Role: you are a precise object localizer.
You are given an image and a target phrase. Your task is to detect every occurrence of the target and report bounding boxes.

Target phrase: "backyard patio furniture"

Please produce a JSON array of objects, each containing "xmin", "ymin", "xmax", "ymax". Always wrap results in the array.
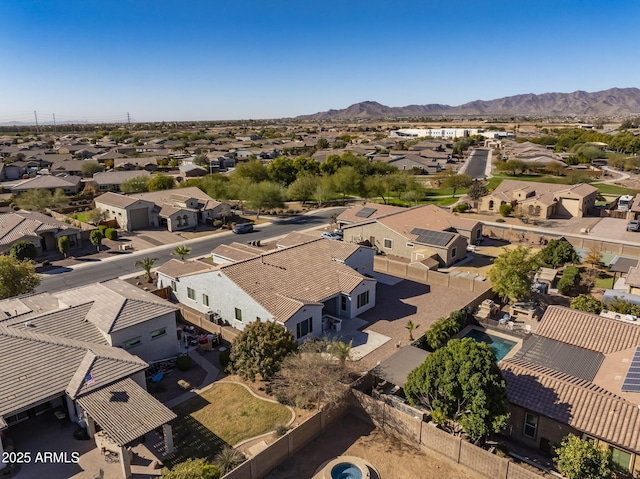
[{"xmin": 178, "ymin": 379, "xmax": 191, "ymax": 390}]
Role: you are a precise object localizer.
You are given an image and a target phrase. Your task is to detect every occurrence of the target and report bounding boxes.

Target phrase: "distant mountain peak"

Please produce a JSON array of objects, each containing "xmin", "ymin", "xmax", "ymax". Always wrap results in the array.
[{"xmin": 297, "ymin": 88, "xmax": 640, "ymax": 120}]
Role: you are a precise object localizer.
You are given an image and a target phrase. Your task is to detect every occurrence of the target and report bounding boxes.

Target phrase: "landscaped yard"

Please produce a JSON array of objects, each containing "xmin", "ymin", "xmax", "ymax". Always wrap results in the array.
[
  {"xmin": 164, "ymin": 382, "xmax": 292, "ymax": 468},
  {"xmin": 595, "ymin": 274, "xmax": 615, "ymax": 289}
]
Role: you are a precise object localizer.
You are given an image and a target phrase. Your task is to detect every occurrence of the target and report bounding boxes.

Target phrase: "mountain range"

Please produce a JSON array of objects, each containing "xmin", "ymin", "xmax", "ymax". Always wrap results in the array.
[{"xmin": 296, "ymin": 88, "xmax": 640, "ymax": 120}]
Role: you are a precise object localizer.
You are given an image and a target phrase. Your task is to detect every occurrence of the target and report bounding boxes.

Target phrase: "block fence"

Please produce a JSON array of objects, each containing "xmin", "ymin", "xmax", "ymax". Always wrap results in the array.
[{"xmin": 350, "ymin": 390, "xmax": 544, "ymax": 479}]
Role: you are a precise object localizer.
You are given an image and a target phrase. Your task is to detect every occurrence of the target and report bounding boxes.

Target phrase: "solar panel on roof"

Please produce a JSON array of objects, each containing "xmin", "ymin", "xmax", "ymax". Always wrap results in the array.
[
  {"xmin": 355, "ymin": 207, "xmax": 377, "ymax": 218},
  {"xmin": 410, "ymin": 228, "xmax": 455, "ymax": 246},
  {"xmin": 622, "ymin": 347, "xmax": 640, "ymax": 392}
]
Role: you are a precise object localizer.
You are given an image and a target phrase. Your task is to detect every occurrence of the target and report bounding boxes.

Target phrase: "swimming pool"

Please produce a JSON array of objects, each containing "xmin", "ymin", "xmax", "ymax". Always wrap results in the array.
[{"xmin": 463, "ymin": 329, "xmax": 517, "ymax": 361}]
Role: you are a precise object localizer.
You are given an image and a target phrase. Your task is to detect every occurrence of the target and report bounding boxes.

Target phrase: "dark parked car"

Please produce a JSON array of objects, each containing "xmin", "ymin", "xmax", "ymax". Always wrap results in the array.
[{"xmin": 232, "ymin": 223, "xmax": 254, "ymax": 234}]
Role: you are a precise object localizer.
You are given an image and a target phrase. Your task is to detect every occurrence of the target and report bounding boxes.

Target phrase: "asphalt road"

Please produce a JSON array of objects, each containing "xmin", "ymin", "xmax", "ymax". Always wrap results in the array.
[
  {"xmin": 36, "ymin": 208, "xmax": 344, "ymax": 293},
  {"xmin": 464, "ymin": 148, "xmax": 490, "ymax": 179}
]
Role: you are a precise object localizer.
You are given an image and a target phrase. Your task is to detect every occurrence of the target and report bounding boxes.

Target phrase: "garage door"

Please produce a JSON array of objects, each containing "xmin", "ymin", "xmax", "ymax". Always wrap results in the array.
[{"xmin": 129, "ymin": 207, "xmax": 150, "ymax": 230}]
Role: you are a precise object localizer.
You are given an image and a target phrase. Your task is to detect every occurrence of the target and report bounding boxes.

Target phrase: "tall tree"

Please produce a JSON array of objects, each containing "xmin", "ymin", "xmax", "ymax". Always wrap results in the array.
[
  {"xmin": 245, "ymin": 181, "xmax": 285, "ymax": 218},
  {"xmin": 0, "ymin": 256, "xmax": 41, "ymax": 299},
  {"xmin": 332, "ymin": 166, "xmax": 362, "ymax": 200},
  {"xmin": 57, "ymin": 236, "xmax": 70, "ymax": 258},
  {"xmin": 135, "ymin": 256, "xmax": 158, "ymax": 283},
  {"xmin": 267, "ymin": 157, "xmax": 297, "ymax": 186},
  {"xmin": 81, "ymin": 161, "xmax": 104, "ymax": 177},
  {"xmin": 440, "ymin": 170, "xmax": 473, "ymax": 197},
  {"xmin": 15, "ymin": 188, "xmax": 69, "ymax": 212},
  {"xmin": 554, "ymin": 434, "xmax": 611, "ymax": 479},
  {"xmin": 404, "ymin": 338, "xmax": 510, "ymax": 444},
  {"xmin": 488, "ymin": 246, "xmax": 540, "ymax": 303},
  {"xmin": 148, "ymin": 174, "xmax": 176, "ymax": 191},
  {"xmin": 536, "ymin": 239, "xmax": 580, "ymax": 268},
  {"xmin": 89, "ymin": 229, "xmax": 103, "ymax": 252},
  {"xmin": 232, "ymin": 159, "xmax": 269, "ymax": 183},
  {"xmin": 120, "ymin": 175, "xmax": 150, "ymax": 193},
  {"xmin": 287, "ymin": 175, "xmax": 319, "ymax": 204},
  {"xmin": 230, "ymin": 320, "xmax": 297, "ymax": 381}
]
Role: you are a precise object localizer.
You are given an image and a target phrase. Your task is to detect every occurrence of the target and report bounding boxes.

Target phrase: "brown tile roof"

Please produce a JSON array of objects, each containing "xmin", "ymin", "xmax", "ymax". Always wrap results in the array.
[
  {"xmin": 220, "ymin": 239, "xmax": 373, "ymax": 323},
  {"xmin": 156, "ymin": 258, "xmax": 218, "ymax": 278},
  {"xmin": 76, "ymin": 377, "xmax": 176, "ymax": 446},
  {"xmin": 130, "ymin": 186, "xmax": 220, "ymax": 208},
  {"xmin": 626, "ymin": 266, "xmax": 640, "ymax": 288},
  {"xmin": 490, "ymin": 180, "xmax": 597, "ymax": 203},
  {"xmin": 535, "ymin": 306, "xmax": 640, "ymax": 354},
  {"xmin": 94, "ymin": 192, "xmax": 146, "ymax": 208},
  {"xmin": 212, "ymin": 243, "xmax": 264, "ymax": 262},
  {"xmin": 378, "ymin": 204, "xmax": 479, "ymax": 233},
  {"xmin": 501, "ymin": 358, "xmax": 640, "ymax": 453},
  {"xmin": 0, "ymin": 210, "xmax": 80, "ymax": 246},
  {"xmin": 337, "ymin": 202, "xmax": 405, "ymax": 224},
  {"xmin": 92, "ymin": 170, "xmax": 151, "ymax": 185},
  {"xmin": 275, "ymin": 231, "xmax": 318, "ymax": 248}
]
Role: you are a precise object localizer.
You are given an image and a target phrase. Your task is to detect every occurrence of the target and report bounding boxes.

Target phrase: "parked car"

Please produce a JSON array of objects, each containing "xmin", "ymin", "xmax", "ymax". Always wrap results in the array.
[
  {"xmin": 627, "ymin": 220, "xmax": 640, "ymax": 232},
  {"xmin": 320, "ymin": 232, "xmax": 342, "ymax": 240},
  {"xmin": 332, "ymin": 228, "xmax": 344, "ymax": 238},
  {"xmin": 232, "ymin": 223, "xmax": 254, "ymax": 234}
]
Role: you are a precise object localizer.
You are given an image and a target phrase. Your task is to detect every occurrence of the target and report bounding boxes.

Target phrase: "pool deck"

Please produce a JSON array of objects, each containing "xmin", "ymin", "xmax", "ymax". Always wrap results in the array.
[{"xmin": 457, "ymin": 325, "xmax": 523, "ymax": 362}]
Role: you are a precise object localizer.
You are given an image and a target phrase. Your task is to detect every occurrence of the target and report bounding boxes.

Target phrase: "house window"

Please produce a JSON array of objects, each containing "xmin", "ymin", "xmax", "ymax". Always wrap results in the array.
[
  {"xmin": 296, "ymin": 317, "xmax": 313, "ymax": 339},
  {"xmin": 203, "ymin": 294, "xmax": 209, "ymax": 307},
  {"xmin": 151, "ymin": 328, "xmax": 166, "ymax": 339},
  {"xmin": 452, "ymin": 247, "xmax": 457, "ymax": 258},
  {"xmin": 488, "ymin": 200, "xmax": 494, "ymax": 210},
  {"xmin": 171, "ymin": 280, "xmax": 177, "ymax": 291},
  {"xmin": 476, "ymin": 229, "xmax": 482, "ymax": 239},
  {"xmin": 610, "ymin": 446, "xmax": 632, "ymax": 472},
  {"xmin": 187, "ymin": 287, "xmax": 196, "ymax": 301},
  {"xmin": 235, "ymin": 308, "xmax": 243, "ymax": 321},
  {"xmin": 357, "ymin": 291, "xmax": 369, "ymax": 308},
  {"xmin": 406, "ymin": 242, "xmax": 414, "ymax": 248},
  {"xmin": 523, "ymin": 412, "xmax": 538, "ymax": 439},
  {"xmin": 383, "ymin": 238, "xmax": 393, "ymax": 249},
  {"xmin": 340, "ymin": 295, "xmax": 347, "ymax": 311},
  {"xmin": 123, "ymin": 336, "xmax": 142, "ymax": 349}
]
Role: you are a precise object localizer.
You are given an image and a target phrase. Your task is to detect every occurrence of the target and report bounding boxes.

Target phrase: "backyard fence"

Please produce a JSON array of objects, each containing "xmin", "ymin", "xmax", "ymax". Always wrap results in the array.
[{"xmin": 350, "ymin": 390, "xmax": 545, "ymax": 479}]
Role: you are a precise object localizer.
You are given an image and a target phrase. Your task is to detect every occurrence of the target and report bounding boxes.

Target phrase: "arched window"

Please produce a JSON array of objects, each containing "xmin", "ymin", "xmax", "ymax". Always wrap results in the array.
[
  {"xmin": 535, "ymin": 205, "xmax": 541, "ymax": 216},
  {"xmin": 528, "ymin": 205, "xmax": 535, "ymax": 214},
  {"xmin": 183, "ymin": 214, "xmax": 189, "ymax": 226}
]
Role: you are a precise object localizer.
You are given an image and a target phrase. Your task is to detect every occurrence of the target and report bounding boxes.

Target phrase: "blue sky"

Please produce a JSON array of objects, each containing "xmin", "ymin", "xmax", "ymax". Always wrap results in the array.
[{"xmin": 1, "ymin": 0, "xmax": 639, "ymax": 122}]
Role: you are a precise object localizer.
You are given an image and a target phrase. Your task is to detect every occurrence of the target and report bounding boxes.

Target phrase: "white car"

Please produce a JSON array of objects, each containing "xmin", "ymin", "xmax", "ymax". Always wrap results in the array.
[{"xmin": 321, "ymin": 232, "xmax": 342, "ymax": 240}]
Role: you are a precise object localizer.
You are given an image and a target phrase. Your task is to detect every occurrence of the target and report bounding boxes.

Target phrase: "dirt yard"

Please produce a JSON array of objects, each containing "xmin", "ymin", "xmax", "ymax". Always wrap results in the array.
[{"xmin": 264, "ymin": 414, "xmax": 485, "ymax": 479}]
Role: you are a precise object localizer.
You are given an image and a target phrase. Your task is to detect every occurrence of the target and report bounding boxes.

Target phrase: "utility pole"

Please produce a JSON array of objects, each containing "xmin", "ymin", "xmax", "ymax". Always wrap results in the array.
[
  {"xmin": 52, "ymin": 113, "xmax": 57, "ymax": 133},
  {"xmin": 34, "ymin": 111, "xmax": 39, "ymax": 134},
  {"xmin": 127, "ymin": 112, "xmax": 131, "ymax": 130}
]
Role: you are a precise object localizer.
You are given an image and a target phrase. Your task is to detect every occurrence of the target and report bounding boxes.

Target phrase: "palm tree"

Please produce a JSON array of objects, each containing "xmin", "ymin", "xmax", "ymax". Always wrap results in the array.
[
  {"xmin": 406, "ymin": 320, "xmax": 420, "ymax": 341},
  {"xmin": 171, "ymin": 245, "xmax": 191, "ymax": 261},
  {"xmin": 329, "ymin": 340, "xmax": 353, "ymax": 369},
  {"xmin": 135, "ymin": 257, "xmax": 158, "ymax": 283}
]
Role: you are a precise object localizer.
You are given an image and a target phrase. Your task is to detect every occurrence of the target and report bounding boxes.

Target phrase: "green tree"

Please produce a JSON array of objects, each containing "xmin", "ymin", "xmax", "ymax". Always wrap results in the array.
[
  {"xmin": 232, "ymin": 159, "xmax": 269, "ymax": 183},
  {"xmin": 86, "ymin": 208, "xmax": 108, "ymax": 225},
  {"xmin": 557, "ymin": 265, "xmax": 580, "ymax": 295},
  {"xmin": 488, "ymin": 246, "xmax": 540, "ymax": 303},
  {"xmin": 0, "ymin": 256, "xmax": 41, "ymax": 299},
  {"xmin": 499, "ymin": 203, "xmax": 513, "ymax": 217},
  {"xmin": 570, "ymin": 294, "xmax": 604, "ymax": 314},
  {"xmin": 230, "ymin": 319, "xmax": 297, "ymax": 381},
  {"xmin": 199, "ymin": 174, "xmax": 230, "ymax": 200},
  {"xmin": 120, "ymin": 175, "xmax": 150, "ymax": 193},
  {"xmin": 404, "ymin": 338, "xmax": 510, "ymax": 444},
  {"xmin": 80, "ymin": 161, "xmax": 104, "ymax": 177},
  {"xmin": 287, "ymin": 175, "xmax": 319, "ymax": 204},
  {"xmin": 292, "ymin": 156, "xmax": 320, "ymax": 176},
  {"xmin": 536, "ymin": 239, "xmax": 580, "ymax": 268},
  {"xmin": 245, "ymin": 181, "xmax": 285, "ymax": 217},
  {"xmin": 554, "ymin": 434, "xmax": 611, "ymax": 479},
  {"xmin": 328, "ymin": 340, "xmax": 353, "ymax": 369},
  {"xmin": 135, "ymin": 256, "xmax": 157, "ymax": 283},
  {"xmin": 440, "ymin": 171, "xmax": 473, "ymax": 197},
  {"xmin": 161, "ymin": 458, "xmax": 220, "ymax": 479},
  {"xmin": 267, "ymin": 157, "xmax": 297, "ymax": 186},
  {"xmin": 363, "ymin": 176, "xmax": 388, "ymax": 203},
  {"xmin": 9, "ymin": 240, "xmax": 37, "ymax": 261},
  {"xmin": 406, "ymin": 320, "xmax": 420, "ymax": 341},
  {"xmin": 332, "ymin": 166, "xmax": 362, "ymax": 200},
  {"xmin": 15, "ymin": 188, "xmax": 69, "ymax": 212},
  {"xmin": 89, "ymin": 229, "xmax": 103, "ymax": 252},
  {"xmin": 193, "ymin": 153, "xmax": 210, "ymax": 167},
  {"xmin": 57, "ymin": 236, "xmax": 70, "ymax": 258},
  {"xmin": 148, "ymin": 174, "xmax": 175, "ymax": 191},
  {"xmin": 316, "ymin": 138, "xmax": 330, "ymax": 149},
  {"xmin": 172, "ymin": 245, "xmax": 191, "ymax": 260}
]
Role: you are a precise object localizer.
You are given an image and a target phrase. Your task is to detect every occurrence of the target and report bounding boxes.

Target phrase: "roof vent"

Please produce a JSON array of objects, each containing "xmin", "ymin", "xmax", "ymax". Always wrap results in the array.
[{"xmin": 24, "ymin": 321, "xmax": 34, "ymax": 328}]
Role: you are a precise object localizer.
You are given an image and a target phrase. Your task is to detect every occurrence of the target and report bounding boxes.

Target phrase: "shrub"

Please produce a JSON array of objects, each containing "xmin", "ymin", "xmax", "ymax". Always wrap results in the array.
[
  {"xmin": 213, "ymin": 219, "xmax": 223, "ymax": 228},
  {"xmin": 41, "ymin": 260, "xmax": 51, "ymax": 267},
  {"xmin": 424, "ymin": 309, "xmax": 467, "ymax": 350},
  {"xmin": 219, "ymin": 349, "xmax": 231, "ymax": 368},
  {"xmin": 454, "ymin": 203, "xmax": 470, "ymax": 213},
  {"xmin": 104, "ymin": 228, "xmax": 118, "ymax": 240},
  {"xmin": 496, "ymin": 218, "xmax": 506, "ymax": 223},
  {"xmin": 557, "ymin": 265, "xmax": 580, "ymax": 295},
  {"xmin": 274, "ymin": 424, "xmax": 290, "ymax": 438},
  {"xmin": 499, "ymin": 204, "xmax": 513, "ymax": 217},
  {"xmin": 98, "ymin": 225, "xmax": 108, "ymax": 236},
  {"xmin": 175, "ymin": 354, "xmax": 193, "ymax": 371}
]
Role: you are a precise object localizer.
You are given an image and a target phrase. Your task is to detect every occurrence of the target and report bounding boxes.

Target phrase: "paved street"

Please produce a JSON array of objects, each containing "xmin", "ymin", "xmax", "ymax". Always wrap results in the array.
[
  {"xmin": 462, "ymin": 148, "xmax": 490, "ymax": 179},
  {"xmin": 36, "ymin": 208, "xmax": 343, "ymax": 293}
]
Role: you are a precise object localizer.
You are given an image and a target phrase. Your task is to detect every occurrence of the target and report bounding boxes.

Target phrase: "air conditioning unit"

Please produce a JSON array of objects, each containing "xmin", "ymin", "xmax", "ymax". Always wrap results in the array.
[{"xmin": 206, "ymin": 311, "xmax": 222, "ymax": 324}]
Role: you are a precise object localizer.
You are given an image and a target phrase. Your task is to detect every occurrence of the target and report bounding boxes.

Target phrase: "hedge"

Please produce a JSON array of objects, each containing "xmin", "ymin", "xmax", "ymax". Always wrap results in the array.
[{"xmin": 105, "ymin": 228, "xmax": 118, "ymax": 240}]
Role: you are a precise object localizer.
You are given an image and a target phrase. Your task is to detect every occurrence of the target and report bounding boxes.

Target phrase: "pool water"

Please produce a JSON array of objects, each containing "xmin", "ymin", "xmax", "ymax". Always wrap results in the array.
[
  {"xmin": 463, "ymin": 329, "xmax": 516, "ymax": 361},
  {"xmin": 331, "ymin": 462, "xmax": 363, "ymax": 479}
]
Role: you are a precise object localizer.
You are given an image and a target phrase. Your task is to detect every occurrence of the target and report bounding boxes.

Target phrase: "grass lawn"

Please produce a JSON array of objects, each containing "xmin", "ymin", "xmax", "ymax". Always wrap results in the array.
[
  {"xmin": 594, "ymin": 183, "xmax": 635, "ymax": 195},
  {"xmin": 72, "ymin": 211, "xmax": 90, "ymax": 223},
  {"xmin": 486, "ymin": 174, "xmax": 634, "ymax": 195},
  {"xmin": 595, "ymin": 275, "xmax": 615, "ymax": 289},
  {"xmin": 165, "ymin": 382, "xmax": 292, "ymax": 468}
]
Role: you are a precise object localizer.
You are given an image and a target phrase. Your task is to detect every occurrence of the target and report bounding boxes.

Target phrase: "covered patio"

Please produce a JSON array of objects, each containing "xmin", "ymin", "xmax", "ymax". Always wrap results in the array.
[{"xmin": 76, "ymin": 377, "xmax": 177, "ymax": 478}]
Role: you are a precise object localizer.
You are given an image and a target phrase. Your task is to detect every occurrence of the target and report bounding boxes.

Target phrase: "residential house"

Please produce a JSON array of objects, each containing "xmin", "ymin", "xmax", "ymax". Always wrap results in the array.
[
  {"xmin": 92, "ymin": 170, "xmax": 152, "ymax": 192},
  {"xmin": 10, "ymin": 174, "xmax": 82, "ymax": 195},
  {"xmin": 479, "ymin": 180, "xmax": 597, "ymax": 219},
  {"xmin": 0, "ymin": 279, "xmax": 179, "ymax": 476},
  {"xmin": 156, "ymin": 237, "xmax": 376, "ymax": 341},
  {"xmin": 179, "ymin": 164, "xmax": 208, "ymax": 179},
  {"xmin": 94, "ymin": 187, "xmax": 231, "ymax": 232},
  {"xmin": 0, "ymin": 210, "xmax": 83, "ymax": 255},
  {"xmin": 114, "ymin": 157, "xmax": 158, "ymax": 171},
  {"xmin": 341, "ymin": 204, "xmax": 482, "ymax": 268},
  {"xmin": 500, "ymin": 305, "xmax": 640, "ymax": 475}
]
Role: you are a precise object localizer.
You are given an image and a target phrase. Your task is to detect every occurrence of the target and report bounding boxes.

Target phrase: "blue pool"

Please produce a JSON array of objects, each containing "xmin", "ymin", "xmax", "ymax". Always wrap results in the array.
[
  {"xmin": 331, "ymin": 462, "xmax": 363, "ymax": 479},
  {"xmin": 463, "ymin": 329, "xmax": 517, "ymax": 361}
]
